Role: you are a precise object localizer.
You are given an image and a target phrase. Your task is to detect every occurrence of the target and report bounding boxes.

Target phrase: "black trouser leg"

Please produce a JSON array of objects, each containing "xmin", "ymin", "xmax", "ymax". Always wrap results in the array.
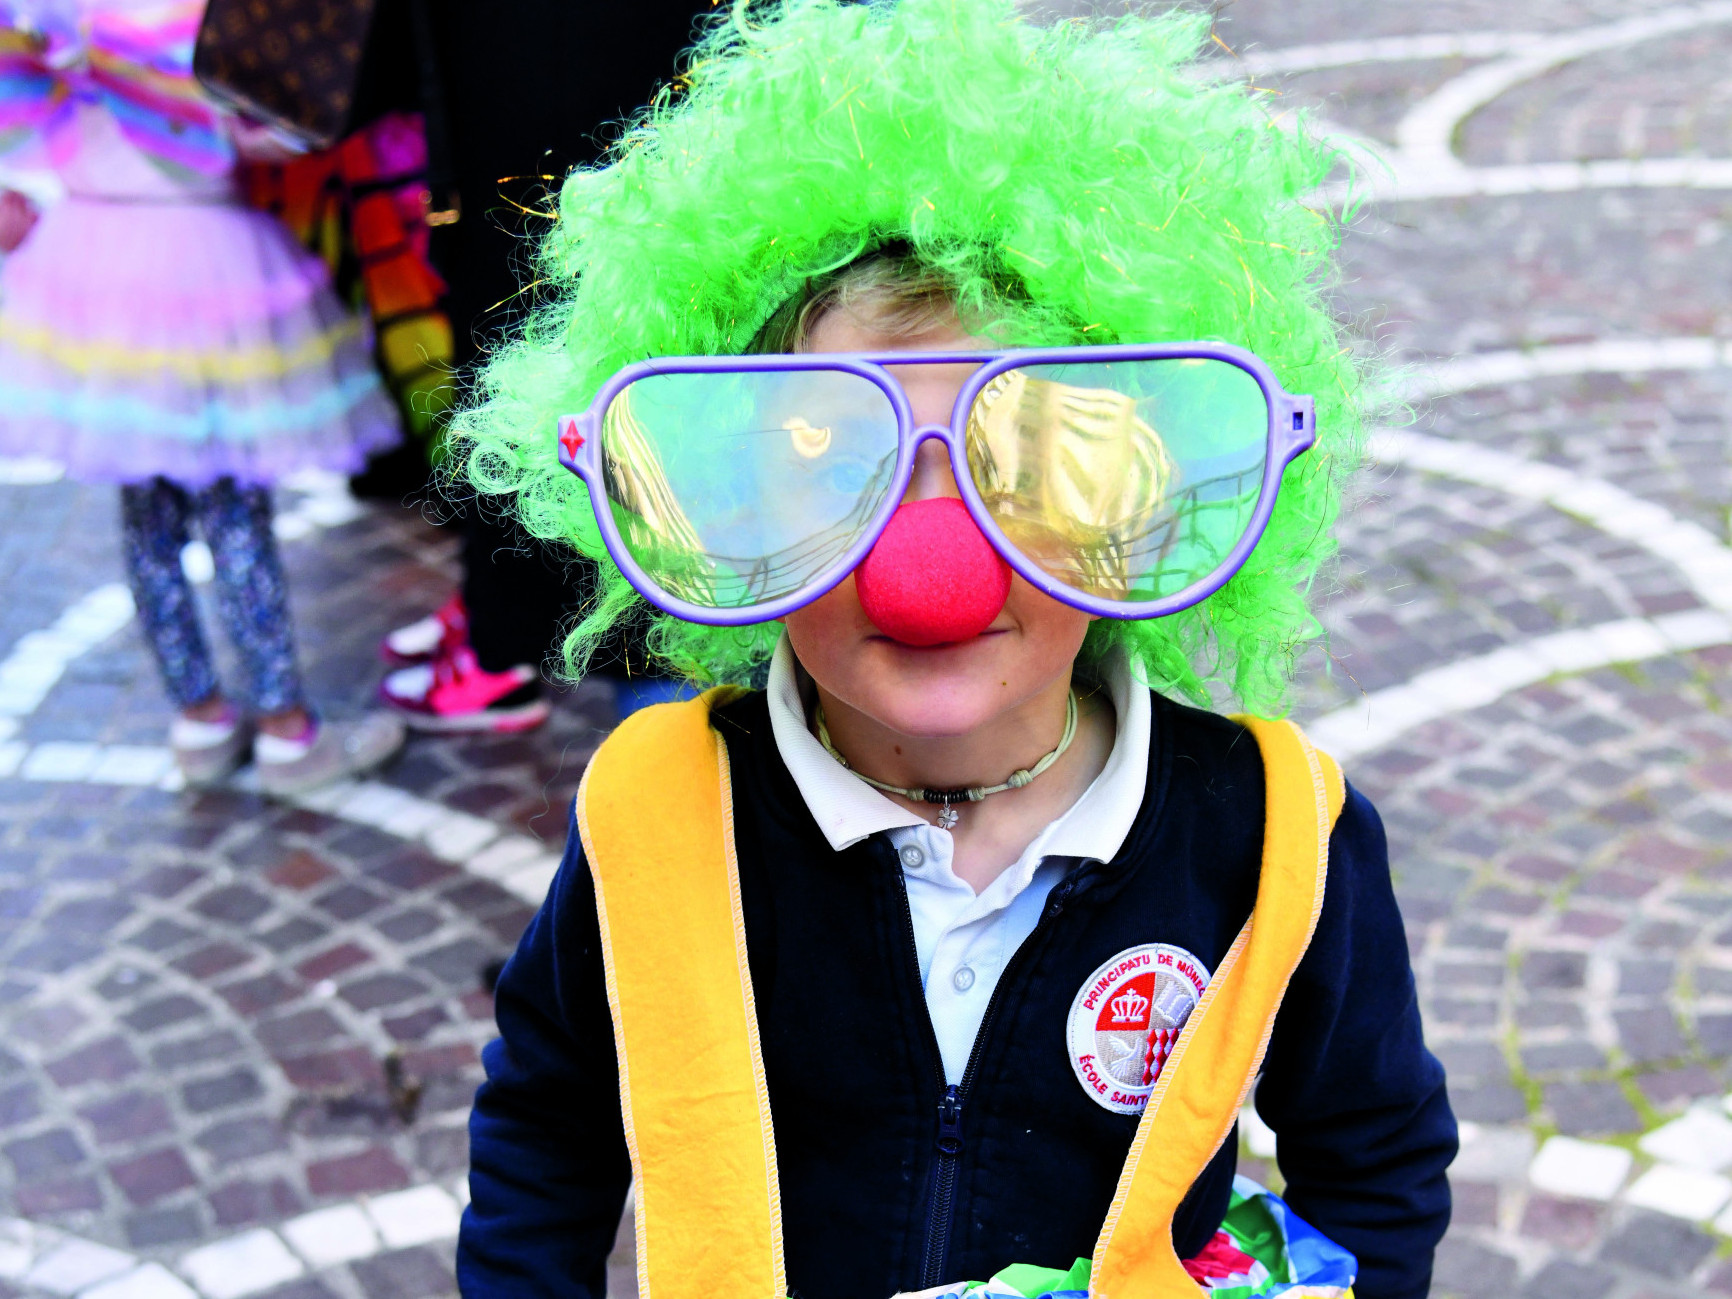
[{"xmin": 459, "ymin": 502, "xmax": 586, "ymax": 677}]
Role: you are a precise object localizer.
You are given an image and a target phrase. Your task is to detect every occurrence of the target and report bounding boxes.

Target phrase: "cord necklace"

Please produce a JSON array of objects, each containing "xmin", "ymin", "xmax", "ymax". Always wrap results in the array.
[{"xmin": 813, "ymin": 690, "xmax": 1079, "ymax": 830}]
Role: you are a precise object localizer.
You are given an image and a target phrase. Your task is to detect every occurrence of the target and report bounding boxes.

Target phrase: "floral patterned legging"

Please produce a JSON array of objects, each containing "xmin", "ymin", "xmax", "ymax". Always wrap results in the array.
[{"xmin": 119, "ymin": 476, "xmax": 304, "ymax": 714}]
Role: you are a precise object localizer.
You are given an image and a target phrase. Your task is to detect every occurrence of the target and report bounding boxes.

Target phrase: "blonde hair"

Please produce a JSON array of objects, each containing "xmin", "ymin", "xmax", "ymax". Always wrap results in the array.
[{"xmin": 753, "ymin": 245, "xmax": 975, "ymax": 352}]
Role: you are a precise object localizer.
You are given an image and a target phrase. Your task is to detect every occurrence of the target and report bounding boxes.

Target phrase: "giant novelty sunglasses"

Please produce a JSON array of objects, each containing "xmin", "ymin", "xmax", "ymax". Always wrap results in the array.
[{"xmin": 555, "ymin": 342, "xmax": 1315, "ymax": 625}]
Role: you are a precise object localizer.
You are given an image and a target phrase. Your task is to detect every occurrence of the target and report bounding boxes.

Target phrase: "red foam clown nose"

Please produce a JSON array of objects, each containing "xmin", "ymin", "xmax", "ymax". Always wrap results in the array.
[{"xmin": 855, "ymin": 498, "xmax": 1012, "ymax": 646}]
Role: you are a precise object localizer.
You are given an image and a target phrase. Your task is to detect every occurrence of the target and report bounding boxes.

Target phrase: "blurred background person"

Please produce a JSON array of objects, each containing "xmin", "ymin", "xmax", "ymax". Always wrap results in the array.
[
  {"xmin": 0, "ymin": 0, "xmax": 406, "ymax": 792},
  {"xmin": 361, "ymin": 0, "xmax": 707, "ymax": 732}
]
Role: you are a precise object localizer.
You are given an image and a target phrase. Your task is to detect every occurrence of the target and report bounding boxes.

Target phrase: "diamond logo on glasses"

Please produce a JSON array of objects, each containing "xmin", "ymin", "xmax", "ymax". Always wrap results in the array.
[{"xmin": 559, "ymin": 416, "xmax": 586, "ymax": 460}]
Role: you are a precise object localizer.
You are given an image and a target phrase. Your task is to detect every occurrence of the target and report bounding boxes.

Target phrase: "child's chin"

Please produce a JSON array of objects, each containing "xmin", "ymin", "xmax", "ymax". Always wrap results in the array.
[{"xmin": 855, "ymin": 634, "xmax": 1029, "ymax": 733}]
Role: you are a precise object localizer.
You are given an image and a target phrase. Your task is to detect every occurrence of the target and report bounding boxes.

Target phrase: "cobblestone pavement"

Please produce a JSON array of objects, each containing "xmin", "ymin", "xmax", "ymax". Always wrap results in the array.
[
  {"xmin": 0, "ymin": 483, "xmax": 615, "ymax": 1298},
  {"xmin": 8, "ymin": 3, "xmax": 1732, "ymax": 1297}
]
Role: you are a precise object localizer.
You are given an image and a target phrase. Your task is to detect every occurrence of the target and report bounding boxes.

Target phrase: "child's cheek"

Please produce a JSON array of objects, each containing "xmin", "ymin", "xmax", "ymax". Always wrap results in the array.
[{"xmin": 781, "ymin": 575, "xmax": 874, "ymax": 678}]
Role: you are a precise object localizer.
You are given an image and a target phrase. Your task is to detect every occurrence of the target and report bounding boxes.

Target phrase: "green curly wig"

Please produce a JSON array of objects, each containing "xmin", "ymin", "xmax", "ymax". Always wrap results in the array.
[{"xmin": 453, "ymin": 0, "xmax": 1362, "ymax": 715}]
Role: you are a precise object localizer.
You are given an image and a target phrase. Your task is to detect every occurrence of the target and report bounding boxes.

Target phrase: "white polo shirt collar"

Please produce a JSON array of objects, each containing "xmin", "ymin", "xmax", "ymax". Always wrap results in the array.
[{"xmin": 764, "ymin": 632, "xmax": 1150, "ymax": 866}]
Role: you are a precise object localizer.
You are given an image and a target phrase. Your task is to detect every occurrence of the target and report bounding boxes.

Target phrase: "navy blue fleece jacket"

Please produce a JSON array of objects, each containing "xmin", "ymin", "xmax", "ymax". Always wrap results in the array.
[{"xmin": 458, "ymin": 690, "xmax": 1456, "ymax": 1299}]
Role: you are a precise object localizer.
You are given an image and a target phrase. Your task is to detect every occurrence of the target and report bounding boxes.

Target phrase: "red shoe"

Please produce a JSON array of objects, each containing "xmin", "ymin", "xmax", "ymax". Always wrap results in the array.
[
  {"xmin": 380, "ymin": 642, "xmax": 551, "ymax": 732},
  {"xmin": 380, "ymin": 594, "xmax": 468, "ymax": 667}
]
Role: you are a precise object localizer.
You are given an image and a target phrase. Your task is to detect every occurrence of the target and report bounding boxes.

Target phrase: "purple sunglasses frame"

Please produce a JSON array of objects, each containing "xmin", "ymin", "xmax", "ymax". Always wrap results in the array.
[{"xmin": 555, "ymin": 340, "xmax": 1316, "ymax": 626}]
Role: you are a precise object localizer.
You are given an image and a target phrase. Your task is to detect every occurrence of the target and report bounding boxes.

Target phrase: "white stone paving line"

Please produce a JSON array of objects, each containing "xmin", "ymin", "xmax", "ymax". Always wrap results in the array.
[
  {"xmin": 0, "ymin": 1180, "xmax": 469, "ymax": 1299},
  {"xmin": 262, "ymin": 469, "xmax": 370, "ymax": 545},
  {"xmin": 0, "ymin": 584, "xmax": 138, "ymax": 751},
  {"xmin": 292, "ymin": 778, "xmax": 562, "ymax": 905},
  {"xmin": 1313, "ymin": 425, "xmax": 1732, "ymax": 758},
  {"xmin": 1226, "ymin": 30, "xmax": 1550, "ymax": 78},
  {"xmin": 1527, "ymin": 1133, "xmax": 1635, "ymax": 1201},
  {"xmin": 1311, "ymin": 334, "xmax": 1732, "ymax": 757},
  {"xmin": 1310, "ymin": 607, "xmax": 1732, "ymax": 758},
  {"xmin": 1226, "ymin": 5, "xmax": 1732, "ymax": 202},
  {"xmin": 1371, "ymin": 427, "xmax": 1732, "ymax": 612},
  {"xmin": 1358, "ymin": 155, "xmax": 1732, "ymax": 202},
  {"xmin": 1393, "ymin": 3, "xmax": 1732, "ymax": 173},
  {"xmin": 0, "ymin": 740, "xmax": 561, "ymax": 905},
  {"xmin": 1254, "ymin": 1107, "xmax": 1732, "ymax": 1247},
  {"xmin": 1392, "ymin": 335, "xmax": 1732, "ymax": 405}
]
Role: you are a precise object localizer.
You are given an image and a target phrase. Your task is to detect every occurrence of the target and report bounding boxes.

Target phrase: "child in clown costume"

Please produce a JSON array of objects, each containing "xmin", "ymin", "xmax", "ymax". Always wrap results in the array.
[{"xmin": 455, "ymin": 2, "xmax": 1456, "ymax": 1297}]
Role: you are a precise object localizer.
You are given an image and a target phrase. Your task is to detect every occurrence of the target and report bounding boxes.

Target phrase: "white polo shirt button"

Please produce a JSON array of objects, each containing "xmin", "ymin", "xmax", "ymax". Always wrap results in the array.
[
  {"xmin": 899, "ymin": 844, "xmax": 925, "ymax": 869},
  {"xmin": 952, "ymin": 966, "xmax": 976, "ymax": 992}
]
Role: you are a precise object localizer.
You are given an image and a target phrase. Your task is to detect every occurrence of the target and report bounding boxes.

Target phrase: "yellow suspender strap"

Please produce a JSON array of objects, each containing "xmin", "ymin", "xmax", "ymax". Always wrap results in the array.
[
  {"xmin": 1090, "ymin": 717, "xmax": 1346, "ymax": 1299},
  {"xmin": 575, "ymin": 687, "xmax": 786, "ymax": 1299}
]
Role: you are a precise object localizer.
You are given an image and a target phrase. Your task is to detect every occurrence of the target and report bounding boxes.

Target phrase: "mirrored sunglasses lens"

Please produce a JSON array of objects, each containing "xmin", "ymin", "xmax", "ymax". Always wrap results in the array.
[
  {"xmin": 965, "ymin": 358, "xmax": 1271, "ymax": 603},
  {"xmin": 601, "ymin": 368, "xmax": 901, "ymax": 610}
]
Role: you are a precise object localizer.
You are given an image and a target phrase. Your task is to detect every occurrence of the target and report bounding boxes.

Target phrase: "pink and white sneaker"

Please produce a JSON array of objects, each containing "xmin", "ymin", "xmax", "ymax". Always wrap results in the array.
[
  {"xmin": 380, "ymin": 642, "xmax": 551, "ymax": 733},
  {"xmin": 381, "ymin": 594, "xmax": 468, "ymax": 667}
]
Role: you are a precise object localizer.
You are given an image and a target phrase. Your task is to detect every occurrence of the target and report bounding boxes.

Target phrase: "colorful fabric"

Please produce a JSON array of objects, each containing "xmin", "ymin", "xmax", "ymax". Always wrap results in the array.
[
  {"xmin": 894, "ymin": 1179, "xmax": 1356, "ymax": 1299},
  {"xmin": 0, "ymin": 193, "xmax": 400, "ymax": 484},
  {"xmin": 241, "ymin": 111, "xmax": 455, "ymax": 442},
  {"xmin": 120, "ymin": 475, "xmax": 304, "ymax": 712},
  {"xmin": 0, "ymin": 0, "xmax": 230, "ymax": 178},
  {"xmin": 0, "ymin": 24, "xmax": 60, "ymax": 153},
  {"xmin": 1184, "ymin": 1177, "xmax": 1358, "ymax": 1299}
]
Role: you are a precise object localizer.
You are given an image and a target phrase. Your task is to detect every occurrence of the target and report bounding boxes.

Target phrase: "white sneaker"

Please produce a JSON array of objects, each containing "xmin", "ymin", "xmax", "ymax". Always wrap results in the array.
[
  {"xmin": 381, "ymin": 594, "xmax": 467, "ymax": 666},
  {"xmin": 256, "ymin": 713, "xmax": 407, "ymax": 796},
  {"xmin": 169, "ymin": 711, "xmax": 252, "ymax": 787}
]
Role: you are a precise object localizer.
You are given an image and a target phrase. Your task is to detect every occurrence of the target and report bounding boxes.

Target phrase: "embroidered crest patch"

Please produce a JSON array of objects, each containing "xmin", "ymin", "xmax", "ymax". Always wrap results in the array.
[{"xmin": 1066, "ymin": 943, "xmax": 1211, "ymax": 1115}]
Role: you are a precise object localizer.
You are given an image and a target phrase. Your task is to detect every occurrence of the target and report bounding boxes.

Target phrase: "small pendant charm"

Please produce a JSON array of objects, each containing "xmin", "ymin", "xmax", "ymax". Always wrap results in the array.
[{"xmin": 936, "ymin": 805, "xmax": 960, "ymax": 830}]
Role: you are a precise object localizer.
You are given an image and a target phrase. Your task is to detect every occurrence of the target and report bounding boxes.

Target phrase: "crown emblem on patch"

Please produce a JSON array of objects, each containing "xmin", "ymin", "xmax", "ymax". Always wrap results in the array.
[
  {"xmin": 1068, "ymin": 944, "xmax": 1212, "ymax": 1116},
  {"xmin": 1109, "ymin": 987, "xmax": 1150, "ymax": 1025}
]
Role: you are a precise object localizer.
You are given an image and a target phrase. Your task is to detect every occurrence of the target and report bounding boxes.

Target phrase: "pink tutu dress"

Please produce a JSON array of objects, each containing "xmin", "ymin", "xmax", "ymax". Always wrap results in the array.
[{"xmin": 0, "ymin": 0, "xmax": 400, "ymax": 485}]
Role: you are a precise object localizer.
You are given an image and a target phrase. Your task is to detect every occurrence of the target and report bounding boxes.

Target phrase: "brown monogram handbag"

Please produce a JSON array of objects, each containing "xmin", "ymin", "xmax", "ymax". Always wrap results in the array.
[{"xmin": 193, "ymin": 0, "xmax": 379, "ymax": 150}]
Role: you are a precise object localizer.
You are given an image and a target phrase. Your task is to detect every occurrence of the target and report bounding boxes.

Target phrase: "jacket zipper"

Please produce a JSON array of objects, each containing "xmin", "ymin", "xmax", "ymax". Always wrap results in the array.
[{"xmin": 899, "ymin": 868, "xmax": 1084, "ymax": 1289}]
